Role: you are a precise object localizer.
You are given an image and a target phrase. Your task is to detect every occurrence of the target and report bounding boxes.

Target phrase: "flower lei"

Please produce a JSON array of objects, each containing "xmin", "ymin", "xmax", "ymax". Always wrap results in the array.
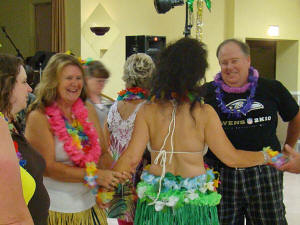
[
  {"xmin": 263, "ymin": 146, "xmax": 289, "ymax": 168},
  {"xmin": 213, "ymin": 67, "xmax": 259, "ymax": 118},
  {"xmin": 150, "ymin": 91, "xmax": 202, "ymax": 103},
  {"xmin": 13, "ymin": 141, "xmax": 27, "ymax": 167},
  {"xmin": 0, "ymin": 112, "xmax": 27, "ymax": 167},
  {"xmin": 117, "ymin": 87, "xmax": 148, "ymax": 101},
  {"xmin": 45, "ymin": 98, "xmax": 101, "ymax": 167}
]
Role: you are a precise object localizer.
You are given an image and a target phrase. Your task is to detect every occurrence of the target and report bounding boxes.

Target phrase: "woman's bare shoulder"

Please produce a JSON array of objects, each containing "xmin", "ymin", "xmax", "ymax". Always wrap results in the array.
[
  {"xmin": 26, "ymin": 109, "xmax": 51, "ymax": 132},
  {"xmin": 191, "ymin": 103, "xmax": 217, "ymax": 122},
  {"xmin": 27, "ymin": 109, "xmax": 47, "ymax": 121}
]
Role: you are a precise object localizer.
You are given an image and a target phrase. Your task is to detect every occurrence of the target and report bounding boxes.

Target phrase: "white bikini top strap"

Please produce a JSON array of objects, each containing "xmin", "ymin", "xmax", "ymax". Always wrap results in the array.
[
  {"xmin": 150, "ymin": 101, "xmax": 177, "ymax": 205},
  {"xmin": 156, "ymin": 101, "xmax": 176, "ymax": 164}
]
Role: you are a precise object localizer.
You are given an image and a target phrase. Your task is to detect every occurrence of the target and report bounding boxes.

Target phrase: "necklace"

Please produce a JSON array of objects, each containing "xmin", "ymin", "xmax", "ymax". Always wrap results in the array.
[
  {"xmin": 45, "ymin": 98, "xmax": 101, "ymax": 167},
  {"xmin": 64, "ymin": 118, "xmax": 92, "ymax": 153},
  {"xmin": 150, "ymin": 91, "xmax": 202, "ymax": 103},
  {"xmin": 213, "ymin": 67, "xmax": 259, "ymax": 118},
  {"xmin": 117, "ymin": 87, "xmax": 148, "ymax": 101},
  {"xmin": 13, "ymin": 141, "xmax": 27, "ymax": 167},
  {"xmin": 0, "ymin": 112, "xmax": 27, "ymax": 167}
]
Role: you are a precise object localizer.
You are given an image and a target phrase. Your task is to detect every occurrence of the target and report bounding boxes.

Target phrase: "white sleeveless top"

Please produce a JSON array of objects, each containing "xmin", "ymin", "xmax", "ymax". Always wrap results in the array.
[
  {"xmin": 43, "ymin": 136, "xmax": 95, "ymax": 213},
  {"xmin": 107, "ymin": 101, "xmax": 145, "ymax": 161}
]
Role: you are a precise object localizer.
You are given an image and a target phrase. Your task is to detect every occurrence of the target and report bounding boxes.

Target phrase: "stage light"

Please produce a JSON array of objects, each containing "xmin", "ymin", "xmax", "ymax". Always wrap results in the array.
[{"xmin": 154, "ymin": 0, "xmax": 184, "ymax": 14}]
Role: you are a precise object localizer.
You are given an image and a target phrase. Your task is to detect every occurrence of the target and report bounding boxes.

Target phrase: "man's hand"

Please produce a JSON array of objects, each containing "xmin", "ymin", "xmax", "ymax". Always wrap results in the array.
[{"xmin": 280, "ymin": 144, "xmax": 300, "ymax": 174}]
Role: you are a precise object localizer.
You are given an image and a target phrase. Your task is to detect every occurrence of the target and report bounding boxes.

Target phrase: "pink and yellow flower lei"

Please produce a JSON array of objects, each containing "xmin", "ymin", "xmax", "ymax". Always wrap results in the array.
[{"xmin": 45, "ymin": 98, "xmax": 101, "ymax": 168}]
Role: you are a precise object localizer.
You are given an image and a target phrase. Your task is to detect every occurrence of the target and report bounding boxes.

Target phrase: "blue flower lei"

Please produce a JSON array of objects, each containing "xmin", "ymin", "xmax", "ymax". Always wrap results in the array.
[{"xmin": 213, "ymin": 67, "xmax": 258, "ymax": 118}]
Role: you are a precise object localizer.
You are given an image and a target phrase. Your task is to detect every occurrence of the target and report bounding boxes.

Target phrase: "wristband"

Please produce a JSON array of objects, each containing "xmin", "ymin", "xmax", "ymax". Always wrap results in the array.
[
  {"xmin": 84, "ymin": 162, "xmax": 99, "ymax": 194},
  {"xmin": 262, "ymin": 150, "xmax": 270, "ymax": 165}
]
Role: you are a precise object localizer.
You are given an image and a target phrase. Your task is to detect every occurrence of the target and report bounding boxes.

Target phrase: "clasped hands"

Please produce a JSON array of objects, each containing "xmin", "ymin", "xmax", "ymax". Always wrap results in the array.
[{"xmin": 95, "ymin": 169, "xmax": 132, "ymax": 191}]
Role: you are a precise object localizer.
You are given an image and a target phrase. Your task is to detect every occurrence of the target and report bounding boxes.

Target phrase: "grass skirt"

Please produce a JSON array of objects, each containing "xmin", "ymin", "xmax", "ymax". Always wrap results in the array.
[
  {"xmin": 48, "ymin": 205, "xmax": 108, "ymax": 225},
  {"xmin": 134, "ymin": 199, "xmax": 219, "ymax": 225},
  {"xmin": 134, "ymin": 170, "xmax": 221, "ymax": 225}
]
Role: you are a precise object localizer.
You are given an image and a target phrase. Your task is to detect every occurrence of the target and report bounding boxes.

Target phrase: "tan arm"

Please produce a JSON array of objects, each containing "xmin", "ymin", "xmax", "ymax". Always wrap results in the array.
[
  {"xmin": 284, "ymin": 109, "xmax": 300, "ymax": 148},
  {"xmin": 98, "ymin": 120, "xmax": 114, "ymax": 169},
  {"xmin": 0, "ymin": 117, "xmax": 33, "ymax": 225},
  {"xmin": 86, "ymin": 102, "xmax": 113, "ymax": 169},
  {"xmin": 25, "ymin": 110, "xmax": 86, "ymax": 182},
  {"xmin": 203, "ymin": 104, "xmax": 264, "ymax": 168}
]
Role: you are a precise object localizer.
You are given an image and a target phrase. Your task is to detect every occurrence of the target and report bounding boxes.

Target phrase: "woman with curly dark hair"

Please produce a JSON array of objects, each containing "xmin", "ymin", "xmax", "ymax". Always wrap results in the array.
[{"xmin": 110, "ymin": 38, "xmax": 284, "ymax": 225}]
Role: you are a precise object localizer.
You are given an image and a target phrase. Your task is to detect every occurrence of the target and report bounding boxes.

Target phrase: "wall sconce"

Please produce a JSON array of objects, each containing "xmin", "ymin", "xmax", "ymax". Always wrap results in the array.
[
  {"xmin": 267, "ymin": 25, "xmax": 279, "ymax": 36},
  {"xmin": 90, "ymin": 27, "xmax": 110, "ymax": 36}
]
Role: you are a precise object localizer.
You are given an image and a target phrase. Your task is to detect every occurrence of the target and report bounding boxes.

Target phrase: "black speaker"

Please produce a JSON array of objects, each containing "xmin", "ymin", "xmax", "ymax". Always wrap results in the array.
[{"xmin": 126, "ymin": 35, "xmax": 166, "ymax": 60}]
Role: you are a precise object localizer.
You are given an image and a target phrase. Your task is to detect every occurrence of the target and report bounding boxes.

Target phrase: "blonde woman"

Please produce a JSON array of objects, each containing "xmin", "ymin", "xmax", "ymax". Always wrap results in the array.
[
  {"xmin": 25, "ymin": 53, "xmax": 127, "ymax": 225},
  {"xmin": 102, "ymin": 53, "xmax": 154, "ymax": 225}
]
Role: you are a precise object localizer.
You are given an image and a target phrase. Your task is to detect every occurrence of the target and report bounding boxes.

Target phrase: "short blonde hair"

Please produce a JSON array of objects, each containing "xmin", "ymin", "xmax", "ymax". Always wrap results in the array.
[
  {"xmin": 30, "ymin": 53, "xmax": 87, "ymax": 112},
  {"xmin": 122, "ymin": 53, "xmax": 155, "ymax": 89}
]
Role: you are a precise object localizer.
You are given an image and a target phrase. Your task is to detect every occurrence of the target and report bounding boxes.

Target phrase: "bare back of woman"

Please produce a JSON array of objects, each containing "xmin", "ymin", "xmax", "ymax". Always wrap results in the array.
[{"xmin": 146, "ymin": 101, "xmax": 207, "ymax": 178}]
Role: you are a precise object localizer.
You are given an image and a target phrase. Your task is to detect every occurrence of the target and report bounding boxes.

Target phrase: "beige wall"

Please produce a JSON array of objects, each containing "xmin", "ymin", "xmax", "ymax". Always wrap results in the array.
[
  {"xmin": 0, "ymin": 0, "xmax": 34, "ymax": 57},
  {"xmin": 233, "ymin": 0, "xmax": 300, "ymax": 91},
  {"xmin": 81, "ymin": 0, "xmax": 226, "ymax": 98},
  {"xmin": 65, "ymin": 0, "xmax": 81, "ymax": 56},
  {"xmin": 276, "ymin": 41, "xmax": 298, "ymax": 91},
  {"xmin": 0, "ymin": 0, "xmax": 81, "ymax": 57}
]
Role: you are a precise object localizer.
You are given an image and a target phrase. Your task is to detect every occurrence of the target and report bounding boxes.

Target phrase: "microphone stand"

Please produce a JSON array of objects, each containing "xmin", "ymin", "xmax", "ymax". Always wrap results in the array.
[
  {"xmin": 1, "ymin": 26, "xmax": 25, "ymax": 60},
  {"xmin": 183, "ymin": 2, "xmax": 192, "ymax": 37}
]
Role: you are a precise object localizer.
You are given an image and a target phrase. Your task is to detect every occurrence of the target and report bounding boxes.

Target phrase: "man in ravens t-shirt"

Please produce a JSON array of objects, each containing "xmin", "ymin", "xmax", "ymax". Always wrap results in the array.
[{"xmin": 204, "ymin": 39, "xmax": 300, "ymax": 225}]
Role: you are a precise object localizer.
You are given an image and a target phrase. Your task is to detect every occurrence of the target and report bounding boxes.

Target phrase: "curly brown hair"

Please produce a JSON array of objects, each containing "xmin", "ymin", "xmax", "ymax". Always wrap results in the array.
[
  {"xmin": 0, "ymin": 54, "xmax": 24, "ymax": 118},
  {"xmin": 150, "ymin": 37, "xmax": 208, "ymax": 111}
]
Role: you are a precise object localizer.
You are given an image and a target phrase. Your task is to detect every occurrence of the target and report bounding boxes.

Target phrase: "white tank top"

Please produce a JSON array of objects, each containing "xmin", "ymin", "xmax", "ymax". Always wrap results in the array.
[{"xmin": 43, "ymin": 136, "xmax": 95, "ymax": 213}]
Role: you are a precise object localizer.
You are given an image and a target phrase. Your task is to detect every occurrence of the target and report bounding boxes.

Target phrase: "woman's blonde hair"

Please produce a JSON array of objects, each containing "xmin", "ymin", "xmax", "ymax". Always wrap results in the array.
[
  {"xmin": 30, "ymin": 53, "xmax": 87, "ymax": 112},
  {"xmin": 123, "ymin": 53, "xmax": 155, "ymax": 89}
]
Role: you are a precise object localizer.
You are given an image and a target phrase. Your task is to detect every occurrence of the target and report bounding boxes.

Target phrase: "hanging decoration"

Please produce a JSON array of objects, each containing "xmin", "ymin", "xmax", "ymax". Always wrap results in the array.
[
  {"xmin": 187, "ymin": 0, "xmax": 195, "ymax": 12},
  {"xmin": 196, "ymin": 0, "xmax": 204, "ymax": 40},
  {"xmin": 204, "ymin": 0, "xmax": 211, "ymax": 11},
  {"xmin": 194, "ymin": 0, "xmax": 212, "ymax": 41}
]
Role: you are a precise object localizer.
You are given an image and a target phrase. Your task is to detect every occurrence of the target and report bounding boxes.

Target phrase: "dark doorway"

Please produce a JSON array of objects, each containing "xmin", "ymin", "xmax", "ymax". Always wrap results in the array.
[
  {"xmin": 246, "ymin": 40, "xmax": 276, "ymax": 80},
  {"xmin": 35, "ymin": 3, "xmax": 52, "ymax": 52}
]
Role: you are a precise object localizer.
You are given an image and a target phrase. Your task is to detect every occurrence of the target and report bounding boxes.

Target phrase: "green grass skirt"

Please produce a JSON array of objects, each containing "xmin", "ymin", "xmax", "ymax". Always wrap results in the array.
[{"xmin": 134, "ymin": 199, "xmax": 219, "ymax": 225}]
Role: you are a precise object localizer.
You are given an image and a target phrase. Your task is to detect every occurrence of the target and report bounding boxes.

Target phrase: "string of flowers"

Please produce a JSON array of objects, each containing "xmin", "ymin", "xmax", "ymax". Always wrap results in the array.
[
  {"xmin": 45, "ymin": 98, "xmax": 101, "ymax": 167},
  {"xmin": 0, "ymin": 112, "xmax": 27, "ymax": 167},
  {"xmin": 117, "ymin": 87, "xmax": 148, "ymax": 101},
  {"xmin": 150, "ymin": 91, "xmax": 202, "ymax": 103},
  {"xmin": 213, "ymin": 67, "xmax": 259, "ymax": 118},
  {"xmin": 263, "ymin": 146, "xmax": 289, "ymax": 168},
  {"xmin": 13, "ymin": 141, "xmax": 27, "ymax": 167}
]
